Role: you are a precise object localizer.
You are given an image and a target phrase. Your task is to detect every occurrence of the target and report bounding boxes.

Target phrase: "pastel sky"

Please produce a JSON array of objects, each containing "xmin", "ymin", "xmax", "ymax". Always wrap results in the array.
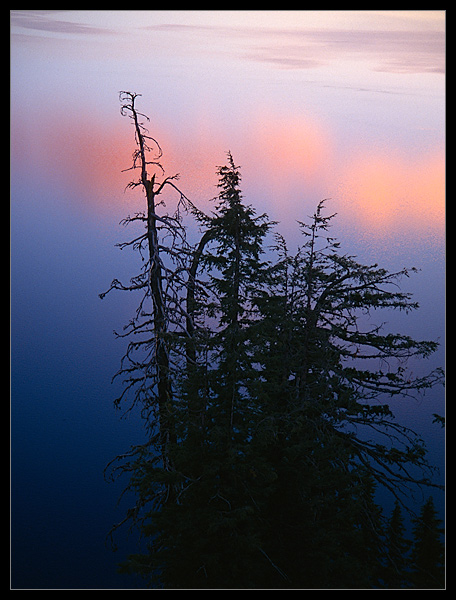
[
  {"xmin": 11, "ymin": 11, "xmax": 445, "ymax": 589},
  {"xmin": 11, "ymin": 10, "xmax": 445, "ymax": 240}
]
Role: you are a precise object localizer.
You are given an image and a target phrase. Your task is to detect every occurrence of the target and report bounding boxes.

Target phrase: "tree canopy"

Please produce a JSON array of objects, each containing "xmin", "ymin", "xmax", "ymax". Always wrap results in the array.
[{"xmin": 101, "ymin": 92, "xmax": 444, "ymax": 589}]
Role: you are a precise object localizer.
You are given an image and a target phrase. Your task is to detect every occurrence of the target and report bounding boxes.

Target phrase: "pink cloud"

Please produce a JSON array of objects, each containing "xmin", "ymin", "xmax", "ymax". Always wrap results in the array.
[{"xmin": 334, "ymin": 148, "xmax": 445, "ymax": 233}]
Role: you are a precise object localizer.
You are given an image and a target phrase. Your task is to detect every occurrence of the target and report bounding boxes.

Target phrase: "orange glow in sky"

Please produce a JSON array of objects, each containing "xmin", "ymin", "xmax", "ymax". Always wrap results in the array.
[
  {"xmin": 245, "ymin": 107, "xmax": 332, "ymax": 183},
  {"xmin": 14, "ymin": 103, "xmax": 443, "ymax": 240},
  {"xmin": 336, "ymin": 148, "xmax": 445, "ymax": 232}
]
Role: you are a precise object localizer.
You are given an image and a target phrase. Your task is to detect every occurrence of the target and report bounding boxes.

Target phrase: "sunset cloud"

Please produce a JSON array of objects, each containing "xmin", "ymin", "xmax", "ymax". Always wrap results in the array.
[
  {"xmin": 246, "ymin": 29, "xmax": 445, "ymax": 74},
  {"xmin": 143, "ymin": 19, "xmax": 445, "ymax": 75},
  {"xmin": 335, "ymin": 148, "xmax": 445, "ymax": 232},
  {"xmin": 10, "ymin": 10, "xmax": 115, "ymax": 36}
]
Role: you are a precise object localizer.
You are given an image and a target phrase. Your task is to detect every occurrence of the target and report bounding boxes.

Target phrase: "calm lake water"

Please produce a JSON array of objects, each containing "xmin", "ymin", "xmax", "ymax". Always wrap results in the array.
[{"xmin": 11, "ymin": 10, "xmax": 445, "ymax": 589}]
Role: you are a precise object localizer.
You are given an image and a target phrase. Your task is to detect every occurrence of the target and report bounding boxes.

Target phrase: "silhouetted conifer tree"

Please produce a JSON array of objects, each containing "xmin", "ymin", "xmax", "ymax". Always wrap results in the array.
[
  {"xmin": 383, "ymin": 500, "xmax": 411, "ymax": 588},
  {"xmin": 410, "ymin": 497, "xmax": 445, "ymax": 588}
]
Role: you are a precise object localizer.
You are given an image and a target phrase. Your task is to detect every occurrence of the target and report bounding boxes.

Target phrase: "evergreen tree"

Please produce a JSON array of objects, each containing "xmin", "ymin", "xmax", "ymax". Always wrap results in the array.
[
  {"xmin": 253, "ymin": 200, "xmax": 443, "ymax": 493},
  {"xmin": 383, "ymin": 500, "xmax": 411, "ymax": 588},
  {"xmin": 199, "ymin": 152, "xmax": 271, "ymax": 451},
  {"xmin": 410, "ymin": 497, "xmax": 445, "ymax": 588},
  {"xmin": 244, "ymin": 201, "xmax": 443, "ymax": 587}
]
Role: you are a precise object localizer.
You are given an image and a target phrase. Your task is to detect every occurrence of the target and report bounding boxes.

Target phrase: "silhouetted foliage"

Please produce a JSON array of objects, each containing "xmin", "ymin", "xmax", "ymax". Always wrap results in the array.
[
  {"xmin": 382, "ymin": 500, "xmax": 411, "ymax": 588},
  {"xmin": 410, "ymin": 497, "xmax": 445, "ymax": 588},
  {"xmin": 102, "ymin": 93, "xmax": 444, "ymax": 589}
]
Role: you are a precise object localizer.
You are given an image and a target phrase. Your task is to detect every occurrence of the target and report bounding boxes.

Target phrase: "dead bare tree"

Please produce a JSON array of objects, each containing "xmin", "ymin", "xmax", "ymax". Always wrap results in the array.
[{"xmin": 100, "ymin": 92, "xmax": 205, "ymax": 510}]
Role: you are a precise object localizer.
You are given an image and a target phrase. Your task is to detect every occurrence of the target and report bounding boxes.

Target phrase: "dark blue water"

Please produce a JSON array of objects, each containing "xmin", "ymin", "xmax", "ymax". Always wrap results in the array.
[{"xmin": 10, "ymin": 179, "xmax": 148, "ymax": 589}]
